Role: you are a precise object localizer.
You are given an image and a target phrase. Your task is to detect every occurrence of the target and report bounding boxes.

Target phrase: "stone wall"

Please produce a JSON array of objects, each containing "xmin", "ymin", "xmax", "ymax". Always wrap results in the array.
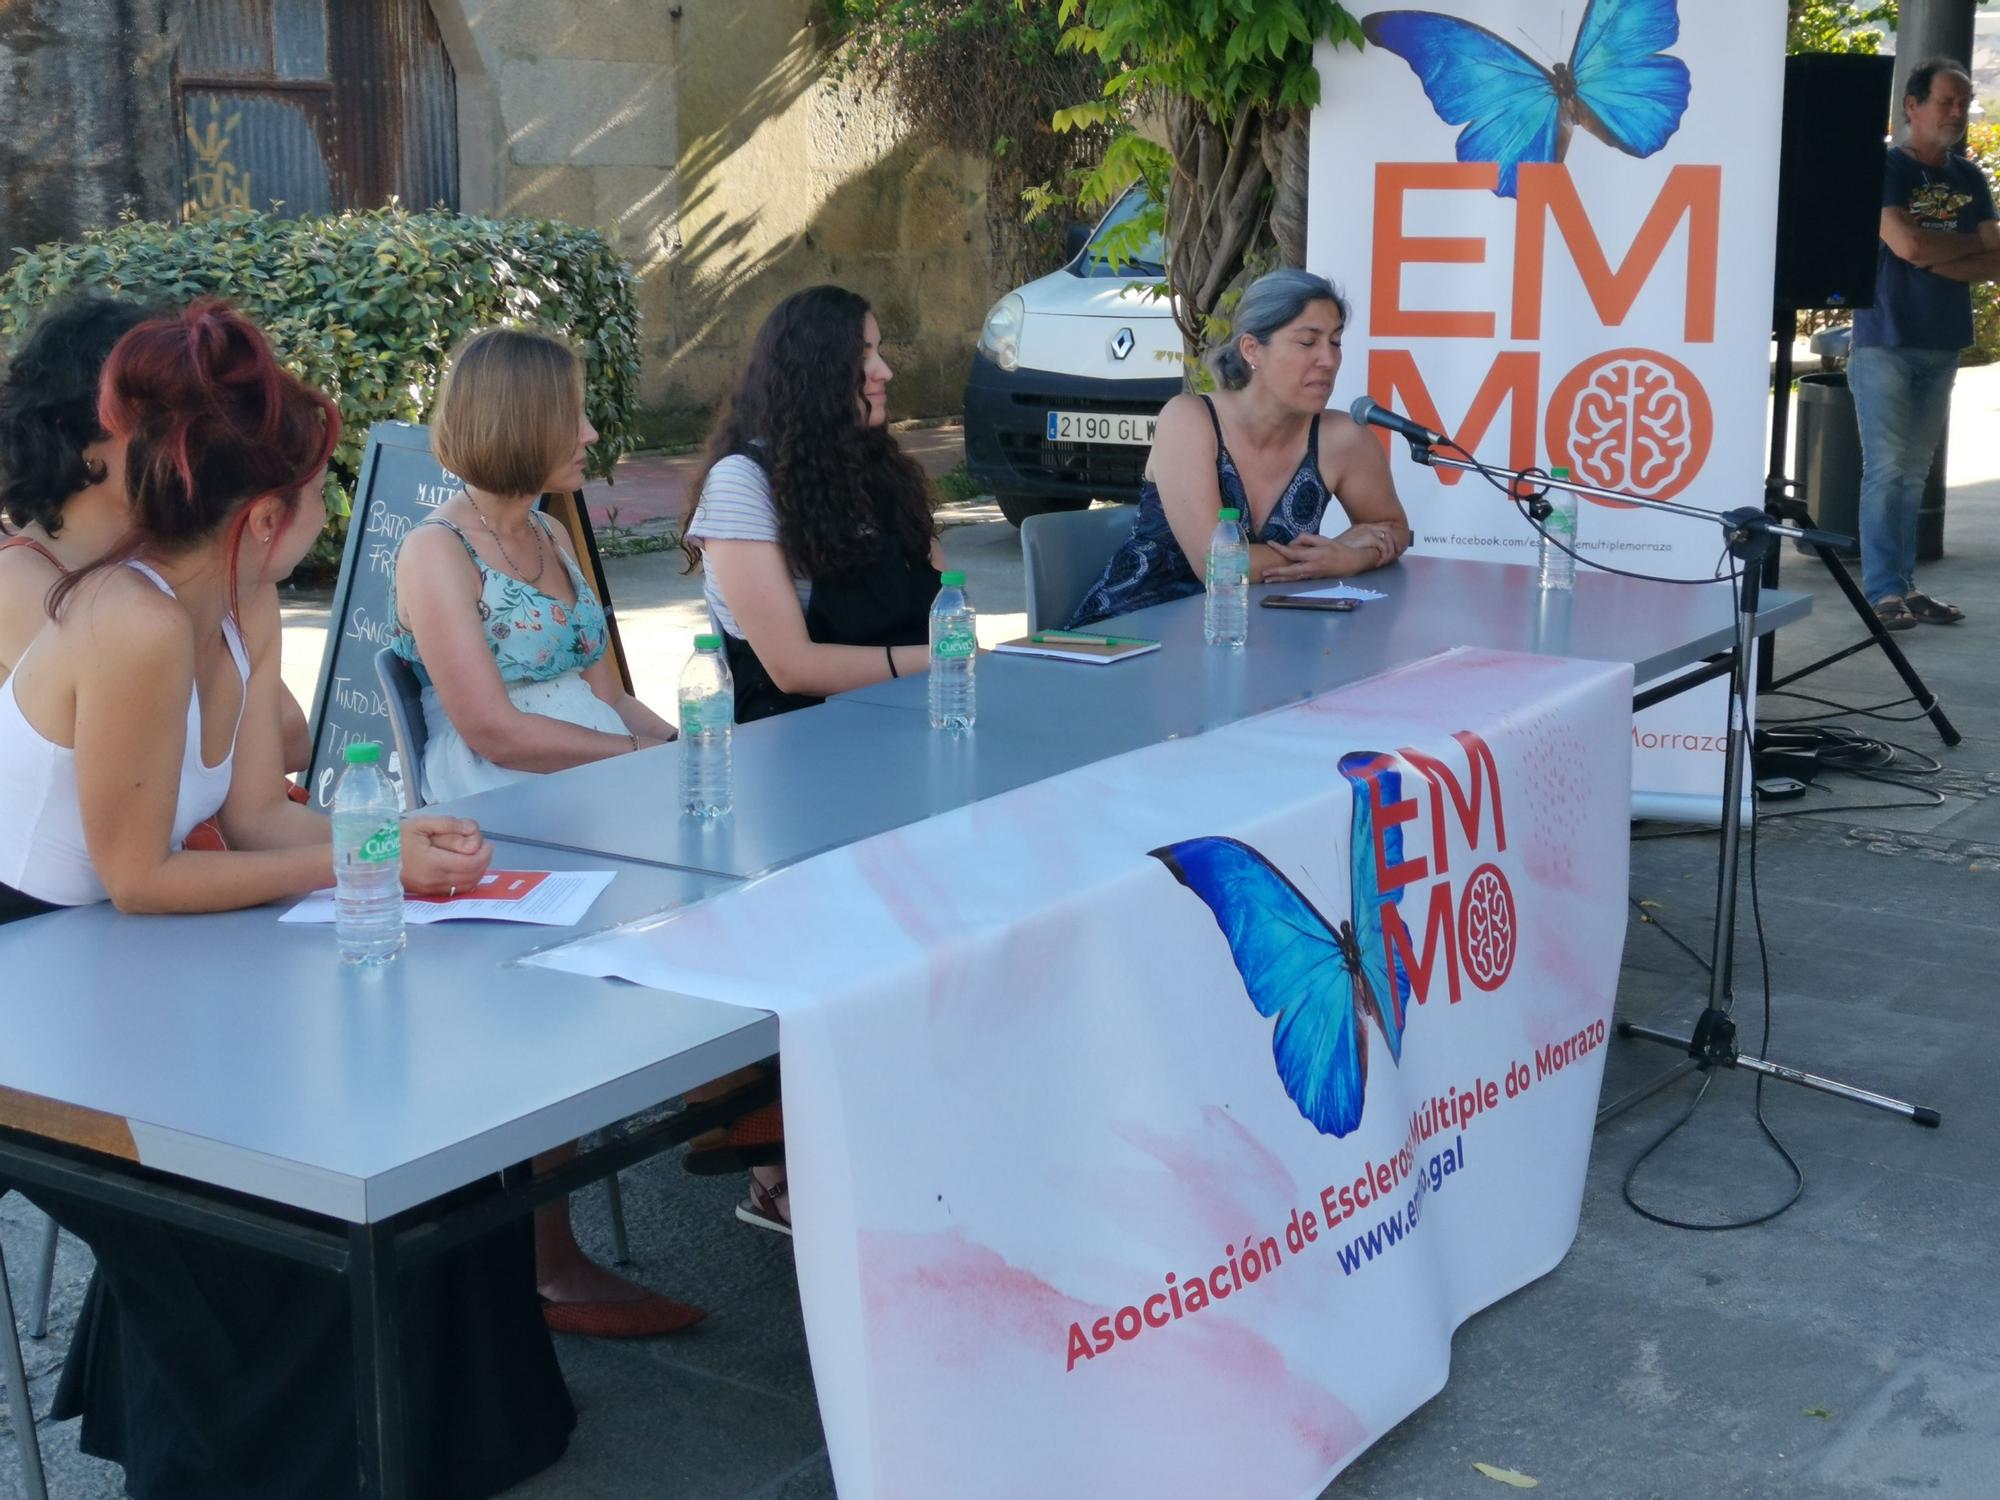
[
  {"xmin": 0, "ymin": 1, "xmax": 182, "ymax": 263},
  {"xmin": 1, "ymin": 1, "xmax": 998, "ymax": 438},
  {"xmin": 437, "ymin": 0, "xmax": 1000, "ymax": 441}
]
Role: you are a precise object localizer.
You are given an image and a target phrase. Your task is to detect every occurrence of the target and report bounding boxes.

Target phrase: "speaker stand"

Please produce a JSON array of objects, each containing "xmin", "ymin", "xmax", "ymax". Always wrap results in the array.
[
  {"xmin": 1597, "ymin": 511, "xmax": 1942, "ymax": 1132},
  {"xmin": 1758, "ymin": 306, "xmax": 1960, "ymax": 748}
]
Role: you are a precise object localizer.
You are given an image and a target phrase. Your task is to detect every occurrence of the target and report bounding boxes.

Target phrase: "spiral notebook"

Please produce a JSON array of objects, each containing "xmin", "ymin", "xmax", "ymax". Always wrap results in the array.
[{"xmin": 992, "ymin": 631, "xmax": 1162, "ymax": 665}]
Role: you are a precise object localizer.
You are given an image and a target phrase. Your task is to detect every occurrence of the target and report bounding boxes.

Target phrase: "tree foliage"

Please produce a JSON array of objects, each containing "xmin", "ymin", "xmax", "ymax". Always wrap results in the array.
[
  {"xmin": 1968, "ymin": 121, "xmax": 2000, "ymax": 364},
  {"xmin": 824, "ymin": 1, "xmax": 1115, "ymax": 288},
  {"xmin": 1051, "ymin": 0, "xmax": 1364, "ymax": 361},
  {"xmin": 1785, "ymin": 0, "xmax": 1898, "ymax": 54}
]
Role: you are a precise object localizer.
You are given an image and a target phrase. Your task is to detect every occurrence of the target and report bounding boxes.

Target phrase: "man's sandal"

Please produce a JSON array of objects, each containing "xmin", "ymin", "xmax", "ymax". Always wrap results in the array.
[
  {"xmin": 1904, "ymin": 592, "xmax": 1964, "ymax": 625},
  {"xmin": 1873, "ymin": 597, "xmax": 1917, "ymax": 631}
]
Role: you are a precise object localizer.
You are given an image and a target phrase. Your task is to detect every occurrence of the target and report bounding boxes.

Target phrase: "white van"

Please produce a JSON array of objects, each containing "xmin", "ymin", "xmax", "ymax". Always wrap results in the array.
[{"xmin": 963, "ymin": 186, "xmax": 1184, "ymax": 526}]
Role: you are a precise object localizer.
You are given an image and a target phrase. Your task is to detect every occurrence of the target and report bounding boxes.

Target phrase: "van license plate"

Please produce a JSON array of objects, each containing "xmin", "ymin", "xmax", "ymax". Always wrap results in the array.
[{"xmin": 1046, "ymin": 411, "xmax": 1157, "ymax": 445}]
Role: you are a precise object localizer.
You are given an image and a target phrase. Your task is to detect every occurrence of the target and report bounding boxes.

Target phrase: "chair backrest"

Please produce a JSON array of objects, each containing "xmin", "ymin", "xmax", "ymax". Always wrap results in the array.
[
  {"xmin": 373, "ymin": 647, "xmax": 429, "ymax": 813},
  {"xmin": 1020, "ymin": 505, "xmax": 1137, "ymax": 633}
]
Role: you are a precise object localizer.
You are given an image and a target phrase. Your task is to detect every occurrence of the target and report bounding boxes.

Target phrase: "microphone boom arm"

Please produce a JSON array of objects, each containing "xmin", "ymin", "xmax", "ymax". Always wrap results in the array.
[{"xmin": 1406, "ymin": 441, "xmax": 1854, "ymax": 552}]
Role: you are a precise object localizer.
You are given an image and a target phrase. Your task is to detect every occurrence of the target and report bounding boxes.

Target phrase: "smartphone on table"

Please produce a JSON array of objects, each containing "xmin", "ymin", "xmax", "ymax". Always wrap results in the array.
[{"xmin": 1260, "ymin": 595, "xmax": 1359, "ymax": 612}]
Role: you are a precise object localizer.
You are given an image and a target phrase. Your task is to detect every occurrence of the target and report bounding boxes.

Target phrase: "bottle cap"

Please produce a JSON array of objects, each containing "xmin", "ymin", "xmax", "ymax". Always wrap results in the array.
[
  {"xmin": 941, "ymin": 570, "xmax": 967, "ymax": 586},
  {"xmin": 694, "ymin": 633, "xmax": 722, "ymax": 650},
  {"xmin": 1218, "ymin": 507, "xmax": 1241, "ymax": 521},
  {"xmin": 344, "ymin": 741, "xmax": 382, "ymax": 766},
  {"xmin": 1551, "ymin": 466, "xmax": 1571, "ymax": 479}
]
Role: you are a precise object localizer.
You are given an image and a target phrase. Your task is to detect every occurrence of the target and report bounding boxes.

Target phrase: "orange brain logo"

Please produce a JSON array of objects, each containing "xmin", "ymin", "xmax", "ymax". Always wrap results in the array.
[{"xmin": 1545, "ymin": 348, "xmax": 1713, "ymax": 505}]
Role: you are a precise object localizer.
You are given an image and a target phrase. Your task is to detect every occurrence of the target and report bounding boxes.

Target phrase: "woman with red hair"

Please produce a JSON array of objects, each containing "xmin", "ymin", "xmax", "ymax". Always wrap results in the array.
[
  {"xmin": 0, "ymin": 302, "xmax": 490, "ymax": 918},
  {"xmin": 0, "ymin": 304, "xmax": 575, "ymax": 1498}
]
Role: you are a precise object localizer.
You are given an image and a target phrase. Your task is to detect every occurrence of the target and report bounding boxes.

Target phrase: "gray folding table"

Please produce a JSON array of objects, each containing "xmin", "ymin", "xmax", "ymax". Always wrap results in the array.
[
  {"xmin": 458, "ymin": 557, "xmax": 1810, "ymax": 875},
  {"xmin": 0, "ymin": 840, "xmax": 776, "ymax": 1499},
  {"xmin": 1, "ymin": 553, "xmax": 1812, "ymax": 1497}
]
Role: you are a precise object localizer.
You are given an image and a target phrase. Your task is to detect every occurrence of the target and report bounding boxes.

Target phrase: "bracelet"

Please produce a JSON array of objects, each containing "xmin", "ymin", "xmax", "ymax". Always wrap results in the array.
[
  {"xmin": 886, "ymin": 645, "xmax": 900, "ymax": 679},
  {"xmin": 626, "ymin": 732, "xmax": 639, "ymax": 753}
]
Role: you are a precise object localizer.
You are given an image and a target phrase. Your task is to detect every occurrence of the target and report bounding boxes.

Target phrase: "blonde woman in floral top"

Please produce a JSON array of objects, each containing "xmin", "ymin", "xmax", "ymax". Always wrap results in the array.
[
  {"xmin": 391, "ymin": 327, "xmax": 676, "ymax": 805},
  {"xmin": 391, "ymin": 325, "xmax": 702, "ymax": 1340}
]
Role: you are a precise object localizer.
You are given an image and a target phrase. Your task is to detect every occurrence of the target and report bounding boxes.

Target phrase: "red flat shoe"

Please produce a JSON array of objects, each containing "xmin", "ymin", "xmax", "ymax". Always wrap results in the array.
[
  {"xmin": 541, "ymin": 1292, "xmax": 706, "ymax": 1338},
  {"xmin": 683, "ymin": 1100, "xmax": 785, "ymax": 1175}
]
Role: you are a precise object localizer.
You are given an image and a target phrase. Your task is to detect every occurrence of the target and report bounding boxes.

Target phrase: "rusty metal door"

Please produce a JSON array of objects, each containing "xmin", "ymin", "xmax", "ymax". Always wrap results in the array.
[{"xmin": 178, "ymin": 0, "xmax": 458, "ymax": 219}]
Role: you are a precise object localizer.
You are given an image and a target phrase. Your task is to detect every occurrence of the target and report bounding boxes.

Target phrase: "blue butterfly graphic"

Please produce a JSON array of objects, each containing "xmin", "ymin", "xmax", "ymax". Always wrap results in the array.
[
  {"xmin": 1362, "ymin": 0, "xmax": 1692, "ymax": 198},
  {"xmin": 1151, "ymin": 752, "xmax": 1413, "ymax": 1139}
]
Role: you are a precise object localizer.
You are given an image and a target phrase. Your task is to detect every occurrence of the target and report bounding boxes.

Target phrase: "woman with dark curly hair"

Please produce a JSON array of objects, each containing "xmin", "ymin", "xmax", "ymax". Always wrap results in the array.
[
  {"xmin": 679, "ymin": 286, "xmax": 948, "ymax": 1234},
  {"xmin": 0, "ymin": 295, "xmax": 314, "ymax": 771},
  {"xmin": 0, "ymin": 297, "xmax": 152, "ymax": 676},
  {"xmin": 681, "ymin": 284, "xmax": 946, "ymax": 723}
]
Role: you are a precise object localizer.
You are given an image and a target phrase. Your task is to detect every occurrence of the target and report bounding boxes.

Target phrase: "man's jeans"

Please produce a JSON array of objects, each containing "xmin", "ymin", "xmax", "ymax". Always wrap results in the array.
[{"xmin": 1848, "ymin": 344, "xmax": 1958, "ymax": 605}]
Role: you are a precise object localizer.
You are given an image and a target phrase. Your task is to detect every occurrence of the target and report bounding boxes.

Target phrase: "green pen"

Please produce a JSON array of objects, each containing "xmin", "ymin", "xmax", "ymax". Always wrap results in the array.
[{"xmin": 1030, "ymin": 631, "xmax": 1125, "ymax": 646}]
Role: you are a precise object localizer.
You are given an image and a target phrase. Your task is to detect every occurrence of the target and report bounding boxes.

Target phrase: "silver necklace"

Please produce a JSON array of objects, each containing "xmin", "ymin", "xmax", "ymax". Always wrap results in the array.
[{"xmin": 467, "ymin": 495, "xmax": 547, "ymax": 584}]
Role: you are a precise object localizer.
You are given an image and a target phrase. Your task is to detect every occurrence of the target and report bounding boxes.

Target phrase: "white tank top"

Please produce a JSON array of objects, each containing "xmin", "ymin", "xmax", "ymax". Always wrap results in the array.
[{"xmin": 0, "ymin": 562, "xmax": 249, "ymax": 906}]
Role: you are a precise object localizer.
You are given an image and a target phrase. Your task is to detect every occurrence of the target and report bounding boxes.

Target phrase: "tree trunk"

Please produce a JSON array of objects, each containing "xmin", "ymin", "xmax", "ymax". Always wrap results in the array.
[
  {"xmin": 1163, "ymin": 103, "xmax": 1313, "ymax": 377},
  {"xmin": 1266, "ymin": 114, "xmax": 1311, "ymax": 271},
  {"xmin": 1890, "ymin": 0, "xmax": 1977, "ymax": 146}
]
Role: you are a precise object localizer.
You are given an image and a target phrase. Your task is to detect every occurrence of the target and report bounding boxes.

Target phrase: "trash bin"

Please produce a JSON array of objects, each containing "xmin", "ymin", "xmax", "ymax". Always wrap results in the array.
[{"xmin": 1794, "ymin": 371, "xmax": 1861, "ymax": 556}]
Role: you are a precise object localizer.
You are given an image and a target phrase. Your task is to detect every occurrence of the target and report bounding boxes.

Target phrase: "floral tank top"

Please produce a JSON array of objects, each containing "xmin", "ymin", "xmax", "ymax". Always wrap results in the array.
[{"xmin": 388, "ymin": 514, "xmax": 609, "ymax": 687}]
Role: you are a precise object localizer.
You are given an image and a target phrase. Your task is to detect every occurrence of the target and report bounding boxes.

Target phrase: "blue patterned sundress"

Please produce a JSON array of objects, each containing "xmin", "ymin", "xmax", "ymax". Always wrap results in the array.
[{"xmin": 1066, "ymin": 396, "xmax": 1334, "ymax": 628}]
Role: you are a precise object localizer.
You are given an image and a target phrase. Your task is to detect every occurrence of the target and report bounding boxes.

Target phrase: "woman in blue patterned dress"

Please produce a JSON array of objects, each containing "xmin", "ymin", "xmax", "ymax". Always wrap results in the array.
[
  {"xmin": 1067, "ymin": 269, "xmax": 1412, "ymax": 628},
  {"xmin": 390, "ymin": 328, "xmax": 677, "ymax": 804},
  {"xmin": 391, "ymin": 326, "xmax": 700, "ymax": 1340}
]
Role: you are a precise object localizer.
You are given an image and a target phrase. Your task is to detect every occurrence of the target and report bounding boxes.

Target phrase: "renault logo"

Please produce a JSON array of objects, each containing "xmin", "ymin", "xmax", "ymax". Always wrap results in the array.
[{"xmin": 1110, "ymin": 327, "xmax": 1135, "ymax": 361}]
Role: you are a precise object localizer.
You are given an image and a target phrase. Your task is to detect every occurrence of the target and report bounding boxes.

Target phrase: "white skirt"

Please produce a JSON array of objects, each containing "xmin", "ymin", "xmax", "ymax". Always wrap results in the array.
[{"xmin": 418, "ymin": 669, "xmax": 628, "ymax": 805}]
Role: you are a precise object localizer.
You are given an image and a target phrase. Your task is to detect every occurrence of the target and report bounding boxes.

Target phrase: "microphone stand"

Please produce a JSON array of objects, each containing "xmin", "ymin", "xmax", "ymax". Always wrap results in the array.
[{"xmin": 1396, "ymin": 435, "xmax": 1941, "ymax": 1130}]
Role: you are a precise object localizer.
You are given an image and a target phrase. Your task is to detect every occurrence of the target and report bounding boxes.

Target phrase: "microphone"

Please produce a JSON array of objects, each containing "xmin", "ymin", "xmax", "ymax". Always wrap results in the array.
[{"xmin": 1349, "ymin": 396, "xmax": 1446, "ymax": 449}]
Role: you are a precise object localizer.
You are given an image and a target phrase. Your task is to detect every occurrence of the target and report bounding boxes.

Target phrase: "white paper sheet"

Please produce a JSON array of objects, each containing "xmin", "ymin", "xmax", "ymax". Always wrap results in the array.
[{"xmin": 280, "ymin": 869, "xmax": 615, "ymax": 927}]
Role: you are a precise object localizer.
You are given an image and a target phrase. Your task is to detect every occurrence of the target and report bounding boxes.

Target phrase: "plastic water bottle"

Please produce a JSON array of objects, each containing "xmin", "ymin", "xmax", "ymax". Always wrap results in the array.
[
  {"xmin": 1538, "ymin": 466, "xmax": 1578, "ymax": 592},
  {"xmin": 1204, "ymin": 506, "xmax": 1249, "ymax": 647},
  {"xmin": 331, "ymin": 741, "xmax": 405, "ymax": 965},
  {"xmin": 929, "ymin": 570, "xmax": 977, "ymax": 729},
  {"xmin": 679, "ymin": 633, "xmax": 734, "ymax": 817}
]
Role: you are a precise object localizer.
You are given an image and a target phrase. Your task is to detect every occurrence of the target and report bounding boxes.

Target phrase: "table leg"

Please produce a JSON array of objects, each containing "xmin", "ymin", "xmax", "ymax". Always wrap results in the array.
[
  {"xmin": 349, "ymin": 1219, "xmax": 408, "ymax": 1500},
  {"xmin": 1, "ymin": 1236, "xmax": 50, "ymax": 1500}
]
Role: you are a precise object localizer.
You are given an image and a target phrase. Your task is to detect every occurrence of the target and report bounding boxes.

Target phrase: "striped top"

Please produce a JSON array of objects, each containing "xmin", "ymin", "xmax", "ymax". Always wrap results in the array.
[{"xmin": 686, "ymin": 455, "xmax": 811, "ymax": 637}]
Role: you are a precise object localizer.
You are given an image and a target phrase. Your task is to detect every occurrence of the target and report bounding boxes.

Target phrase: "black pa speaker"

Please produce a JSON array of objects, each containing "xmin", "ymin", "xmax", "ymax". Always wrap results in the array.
[{"xmin": 1773, "ymin": 54, "xmax": 1895, "ymax": 312}]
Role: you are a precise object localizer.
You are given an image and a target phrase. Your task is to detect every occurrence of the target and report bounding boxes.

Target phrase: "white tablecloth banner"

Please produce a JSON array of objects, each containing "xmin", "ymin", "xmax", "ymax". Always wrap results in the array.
[{"xmin": 532, "ymin": 648, "xmax": 1633, "ymax": 1497}]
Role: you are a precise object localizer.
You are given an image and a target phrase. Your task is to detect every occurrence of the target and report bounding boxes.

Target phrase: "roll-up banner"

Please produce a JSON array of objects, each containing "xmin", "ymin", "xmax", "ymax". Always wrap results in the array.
[{"xmin": 1309, "ymin": 0, "xmax": 1785, "ymax": 817}]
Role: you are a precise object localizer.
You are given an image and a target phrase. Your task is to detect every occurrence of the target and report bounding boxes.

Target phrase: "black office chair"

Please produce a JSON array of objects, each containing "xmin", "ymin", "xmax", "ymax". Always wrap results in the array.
[{"xmin": 374, "ymin": 647, "xmax": 430, "ymax": 814}]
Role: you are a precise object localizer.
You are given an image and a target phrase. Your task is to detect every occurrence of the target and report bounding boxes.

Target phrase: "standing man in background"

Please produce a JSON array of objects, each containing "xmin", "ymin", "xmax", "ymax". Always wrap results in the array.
[{"xmin": 1853, "ymin": 57, "xmax": 1994, "ymax": 628}]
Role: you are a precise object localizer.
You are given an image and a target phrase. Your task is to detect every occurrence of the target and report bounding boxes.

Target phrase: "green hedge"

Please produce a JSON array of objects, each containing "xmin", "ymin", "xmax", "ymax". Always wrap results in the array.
[
  {"xmin": 1969, "ymin": 124, "xmax": 2000, "ymax": 366},
  {"xmin": 0, "ymin": 206, "xmax": 643, "ymax": 558}
]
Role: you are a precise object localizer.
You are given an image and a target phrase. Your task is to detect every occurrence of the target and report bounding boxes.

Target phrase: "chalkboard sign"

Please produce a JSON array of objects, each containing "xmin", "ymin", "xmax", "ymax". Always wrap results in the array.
[{"xmin": 301, "ymin": 422, "xmax": 628, "ymax": 808}]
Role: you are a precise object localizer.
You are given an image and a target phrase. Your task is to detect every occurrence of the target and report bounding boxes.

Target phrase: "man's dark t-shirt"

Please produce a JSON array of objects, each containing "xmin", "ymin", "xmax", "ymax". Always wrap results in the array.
[{"xmin": 1853, "ymin": 146, "xmax": 1996, "ymax": 351}]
